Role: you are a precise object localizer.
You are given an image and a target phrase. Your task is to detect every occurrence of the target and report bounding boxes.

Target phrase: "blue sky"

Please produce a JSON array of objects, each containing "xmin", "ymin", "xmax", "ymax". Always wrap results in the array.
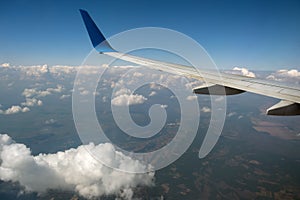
[{"xmin": 0, "ymin": 0, "xmax": 300, "ymax": 70}]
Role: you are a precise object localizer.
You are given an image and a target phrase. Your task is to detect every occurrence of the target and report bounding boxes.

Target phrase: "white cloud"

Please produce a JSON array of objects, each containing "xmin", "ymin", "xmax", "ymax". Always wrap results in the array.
[
  {"xmin": 60, "ymin": 94, "xmax": 70, "ymax": 100},
  {"xmin": 149, "ymin": 91, "xmax": 157, "ymax": 97},
  {"xmin": 201, "ymin": 107, "xmax": 211, "ymax": 113},
  {"xmin": 80, "ymin": 90, "xmax": 90, "ymax": 96},
  {"xmin": 114, "ymin": 88, "xmax": 131, "ymax": 96},
  {"xmin": 160, "ymin": 104, "xmax": 168, "ymax": 109},
  {"xmin": 18, "ymin": 65, "xmax": 49, "ymax": 77},
  {"xmin": 149, "ymin": 83, "xmax": 162, "ymax": 90},
  {"xmin": 21, "ymin": 98, "xmax": 43, "ymax": 107},
  {"xmin": 0, "ymin": 134, "xmax": 154, "ymax": 199},
  {"xmin": 22, "ymin": 85, "xmax": 64, "ymax": 98},
  {"xmin": 133, "ymin": 72, "xmax": 144, "ymax": 78},
  {"xmin": 0, "ymin": 105, "xmax": 30, "ymax": 115},
  {"xmin": 111, "ymin": 94, "xmax": 147, "ymax": 106},
  {"xmin": 267, "ymin": 69, "xmax": 300, "ymax": 83},
  {"xmin": 49, "ymin": 65, "xmax": 77, "ymax": 76},
  {"xmin": 227, "ymin": 112, "xmax": 236, "ymax": 117},
  {"xmin": 214, "ymin": 96, "xmax": 224, "ymax": 102},
  {"xmin": 45, "ymin": 119, "xmax": 57, "ymax": 125},
  {"xmin": 186, "ymin": 95, "xmax": 197, "ymax": 101},
  {"xmin": 232, "ymin": 67, "xmax": 256, "ymax": 78},
  {"xmin": 1, "ymin": 85, "xmax": 64, "ymax": 115},
  {"xmin": 1, "ymin": 63, "xmax": 10, "ymax": 68}
]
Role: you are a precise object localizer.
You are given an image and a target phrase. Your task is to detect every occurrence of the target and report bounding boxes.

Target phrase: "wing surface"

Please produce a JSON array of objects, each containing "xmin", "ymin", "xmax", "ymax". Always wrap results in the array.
[{"xmin": 80, "ymin": 9, "xmax": 300, "ymax": 115}]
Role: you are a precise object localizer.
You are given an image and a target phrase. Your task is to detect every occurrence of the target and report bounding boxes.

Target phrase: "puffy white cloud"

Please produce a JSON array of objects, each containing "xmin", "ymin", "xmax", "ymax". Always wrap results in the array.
[
  {"xmin": 232, "ymin": 67, "xmax": 256, "ymax": 78},
  {"xmin": 60, "ymin": 94, "xmax": 70, "ymax": 100},
  {"xmin": 114, "ymin": 88, "xmax": 131, "ymax": 96},
  {"xmin": 0, "ymin": 134, "xmax": 154, "ymax": 199},
  {"xmin": 0, "ymin": 105, "xmax": 30, "ymax": 115},
  {"xmin": 49, "ymin": 65, "xmax": 77, "ymax": 76},
  {"xmin": 160, "ymin": 104, "xmax": 168, "ymax": 109},
  {"xmin": 277, "ymin": 69, "xmax": 300, "ymax": 77},
  {"xmin": 111, "ymin": 94, "xmax": 147, "ymax": 106},
  {"xmin": 227, "ymin": 112, "xmax": 236, "ymax": 117},
  {"xmin": 80, "ymin": 90, "xmax": 90, "ymax": 96},
  {"xmin": 186, "ymin": 95, "xmax": 197, "ymax": 101},
  {"xmin": 201, "ymin": 107, "xmax": 211, "ymax": 113},
  {"xmin": 45, "ymin": 119, "xmax": 57, "ymax": 125},
  {"xmin": 22, "ymin": 85, "xmax": 64, "ymax": 98},
  {"xmin": 18, "ymin": 64, "xmax": 49, "ymax": 77},
  {"xmin": 21, "ymin": 98, "xmax": 43, "ymax": 107},
  {"xmin": 149, "ymin": 91, "xmax": 157, "ymax": 97},
  {"xmin": 1, "ymin": 63, "xmax": 10, "ymax": 67},
  {"xmin": 267, "ymin": 69, "xmax": 300, "ymax": 83},
  {"xmin": 0, "ymin": 85, "xmax": 64, "ymax": 115},
  {"xmin": 132, "ymin": 72, "xmax": 144, "ymax": 78}
]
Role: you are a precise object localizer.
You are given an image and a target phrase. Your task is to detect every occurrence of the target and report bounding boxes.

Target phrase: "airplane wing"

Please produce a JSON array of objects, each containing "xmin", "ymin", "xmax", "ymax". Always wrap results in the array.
[{"xmin": 79, "ymin": 9, "xmax": 300, "ymax": 116}]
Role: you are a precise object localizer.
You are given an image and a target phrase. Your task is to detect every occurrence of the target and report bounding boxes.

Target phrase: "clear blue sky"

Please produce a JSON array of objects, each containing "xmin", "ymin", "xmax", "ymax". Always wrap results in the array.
[{"xmin": 1, "ymin": 0, "xmax": 300, "ymax": 70}]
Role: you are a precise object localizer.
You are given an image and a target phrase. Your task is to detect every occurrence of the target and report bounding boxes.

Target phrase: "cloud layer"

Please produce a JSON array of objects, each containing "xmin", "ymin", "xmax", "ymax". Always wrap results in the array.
[{"xmin": 0, "ymin": 134, "xmax": 154, "ymax": 199}]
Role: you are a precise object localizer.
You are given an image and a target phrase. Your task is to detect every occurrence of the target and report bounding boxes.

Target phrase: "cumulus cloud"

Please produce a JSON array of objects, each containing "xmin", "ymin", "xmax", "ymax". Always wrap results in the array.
[
  {"xmin": 60, "ymin": 94, "xmax": 71, "ymax": 100},
  {"xmin": 22, "ymin": 85, "xmax": 64, "ymax": 98},
  {"xmin": 45, "ymin": 119, "xmax": 57, "ymax": 125},
  {"xmin": 227, "ymin": 112, "xmax": 236, "ymax": 117},
  {"xmin": 19, "ymin": 64, "xmax": 49, "ymax": 77},
  {"xmin": 148, "ymin": 91, "xmax": 157, "ymax": 97},
  {"xmin": 267, "ymin": 69, "xmax": 300, "ymax": 84},
  {"xmin": 201, "ymin": 106, "xmax": 211, "ymax": 113},
  {"xmin": 232, "ymin": 67, "xmax": 256, "ymax": 78},
  {"xmin": 0, "ymin": 134, "xmax": 154, "ymax": 199},
  {"xmin": 49, "ymin": 65, "xmax": 77, "ymax": 76},
  {"xmin": 111, "ymin": 94, "xmax": 147, "ymax": 106},
  {"xmin": 1, "ymin": 63, "xmax": 10, "ymax": 67},
  {"xmin": 0, "ymin": 105, "xmax": 30, "ymax": 115},
  {"xmin": 0, "ymin": 85, "xmax": 64, "ymax": 115},
  {"xmin": 21, "ymin": 98, "xmax": 43, "ymax": 107},
  {"xmin": 186, "ymin": 95, "xmax": 197, "ymax": 101},
  {"xmin": 160, "ymin": 104, "xmax": 168, "ymax": 109}
]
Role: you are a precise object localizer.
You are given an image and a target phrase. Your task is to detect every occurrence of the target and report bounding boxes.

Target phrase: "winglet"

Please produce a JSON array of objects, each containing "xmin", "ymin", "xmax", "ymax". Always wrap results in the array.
[{"xmin": 79, "ymin": 9, "xmax": 115, "ymax": 53}]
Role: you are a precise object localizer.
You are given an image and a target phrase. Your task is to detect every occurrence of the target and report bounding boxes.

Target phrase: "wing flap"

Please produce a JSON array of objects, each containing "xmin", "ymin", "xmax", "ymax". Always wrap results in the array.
[{"xmin": 267, "ymin": 100, "xmax": 300, "ymax": 116}]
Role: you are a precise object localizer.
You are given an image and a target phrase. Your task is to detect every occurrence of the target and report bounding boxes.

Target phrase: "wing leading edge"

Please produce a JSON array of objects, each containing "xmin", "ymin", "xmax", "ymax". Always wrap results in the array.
[{"xmin": 80, "ymin": 10, "xmax": 300, "ymax": 116}]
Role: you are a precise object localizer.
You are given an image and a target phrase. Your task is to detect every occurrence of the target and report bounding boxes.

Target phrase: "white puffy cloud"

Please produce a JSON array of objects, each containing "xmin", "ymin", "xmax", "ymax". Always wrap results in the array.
[
  {"xmin": 267, "ymin": 69, "xmax": 300, "ymax": 83},
  {"xmin": 227, "ymin": 112, "xmax": 236, "ymax": 117},
  {"xmin": 160, "ymin": 104, "xmax": 168, "ymax": 109},
  {"xmin": 80, "ymin": 90, "xmax": 90, "ymax": 96},
  {"xmin": 0, "ymin": 105, "xmax": 30, "ymax": 115},
  {"xmin": 45, "ymin": 119, "xmax": 57, "ymax": 125},
  {"xmin": 201, "ymin": 107, "xmax": 211, "ymax": 113},
  {"xmin": 186, "ymin": 95, "xmax": 197, "ymax": 101},
  {"xmin": 149, "ymin": 91, "xmax": 157, "ymax": 97},
  {"xmin": 0, "ymin": 134, "xmax": 154, "ymax": 199},
  {"xmin": 0, "ymin": 85, "xmax": 64, "ymax": 115},
  {"xmin": 132, "ymin": 72, "xmax": 144, "ymax": 78},
  {"xmin": 1, "ymin": 63, "xmax": 10, "ymax": 67},
  {"xmin": 21, "ymin": 98, "xmax": 43, "ymax": 107},
  {"xmin": 18, "ymin": 65, "xmax": 49, "ymax": 77},
  {"xmin": 276, "ymin": 69, "xmax": 300, "ymax": 77},
  {"xmin": 60, "ymin": 94, "xmax": 71, "ymax": 100},
  {"xmin": 232, "ymin": 67, "xmax": 256, "ymax": 78},
  {"xmin": 112, "ymin": 94, "xmax": 147, "ymax": 106},
  {"xmin": 22, "ymin": 85, "xmax": 64, "ymax": 98},
  {"xmin": 49, "ymin": 65, "xmax": 77, "ymax": 76}
]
